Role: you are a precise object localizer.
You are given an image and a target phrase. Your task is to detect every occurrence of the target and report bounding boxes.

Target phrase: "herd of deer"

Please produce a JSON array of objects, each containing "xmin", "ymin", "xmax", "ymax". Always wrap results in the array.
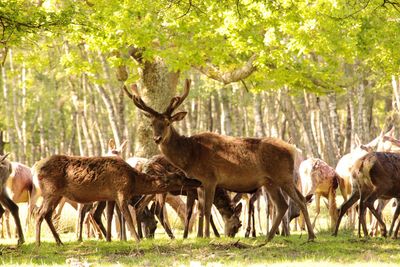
[{"xmin": 1, "ymin": 79, "xmax": 400, "ymax": 247}]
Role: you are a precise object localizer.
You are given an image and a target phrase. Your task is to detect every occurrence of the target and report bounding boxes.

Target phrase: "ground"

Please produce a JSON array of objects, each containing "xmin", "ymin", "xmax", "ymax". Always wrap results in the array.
[{"xmin": 1, "ymin": 231, "xmax": 400, "ymax": 266}]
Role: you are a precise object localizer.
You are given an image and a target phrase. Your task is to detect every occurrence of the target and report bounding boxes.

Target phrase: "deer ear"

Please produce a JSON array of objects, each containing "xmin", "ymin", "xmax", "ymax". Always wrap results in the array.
[
  {"xmin": 150, "ymin": 202, "xmax": 156, "ymax": 214},
  {"xmin": 234, "ymin": 202, "xmax": 243, "ymax": 216},
  {"xmin": 108, "ymin": 139, "xmax": 116, "ymax": 150},
  {"xmin": 119, "ymin": 140, "xmax": 128, "ymax": 152},
  {"xmin": 171, "ymin": 112, "xmax": 187, "ymax": 122}
]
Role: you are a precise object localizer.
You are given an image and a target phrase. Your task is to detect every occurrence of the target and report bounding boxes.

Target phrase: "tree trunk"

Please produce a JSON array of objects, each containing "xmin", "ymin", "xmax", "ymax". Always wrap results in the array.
[
  {"xmin": 219, "ymin": 88, "xmax": 233, "ymax": 136},
  {"xmin": 253, "ymin": 92, "xmax": 265, "ymax": 137},
  {"xmin": 132, "ymin": 56, "xmax": 179, "ymax": 158},
  {"xmin": 298, "ymin": 91, "xmax": 320, "ymax": 158}
]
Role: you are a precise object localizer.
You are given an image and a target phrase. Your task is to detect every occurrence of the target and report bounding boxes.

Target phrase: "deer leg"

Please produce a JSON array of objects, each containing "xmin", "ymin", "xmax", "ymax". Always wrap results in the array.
[
  {"xmin": 93, "ymin": 201, "xmax": 107, "ymax": 238},
  {"xmin": 197, "ymin": 187, "xmax": 205, "ymax": 237},
  {"xmin": 203, "ymin": 184, "xmax": 216, "ymax": 238},
  {"xmin": 137, "ymin": 210, "xmax": 145, "ymax": 239},
  {"xmin": 339, "ymin": 178, "xmax": 348, "ymax": 202},
  {"xmin": 115, "ymin": 206, "xmax": 127, "ymax": 241},
  {"xmin": 0, "ymin": 193, "xmax": 24, "ymax": 245},
  {"xmin": 389, "ymin": 199, "xmax": 400, "ymax": 237},
  {"xmin": 250, "ymin": 192, "xmax": 258, "ymax": 237},
  {"xmin": 312, "ymin": 193, "xmax": 321, "ymax": 229},
  {"xmin": 393, "ymin": 213, "xmax": 400, "ymax": 239},
  {"xmin": 77, "ymin": 204, "xmax": 91, "ymax": 242},
  {"xmin": 44, "ymin": 207, "xmax": 63, "ymax": 245},
  {"xmin": 116, "ymin": 195, "xmax": 139, "ymax": 242},
  {"xmin": 265, "ymin": 186, "xmax": 288, "ymax": 241},
  {"xmin": 153, "ymin": 201, "xmax": 175, "ymax": 239},
  {"xmin": 35, "ymin": 196, "xmax": 61, "ymax": 246},
  {"xmin": 4, "ymin": 209, "xmax": 11, "ymax": 238},
  {"xmin": 364, "ymin": 194, "xmax": 387, "ymax": 237},
  {"xmin": 333, "ymin": 189, "xmax": 360, "ymax": 236},
  {"xmin": 358, "ymin": 194, "xmax": 369, "ymax": 238},
  {"xmin": 210, "ymin": 214, "xmax": 220, "ymax": 237},
  {"xmin": 245, "ymin": 196, "xmax": 252, "ymax": 238},
  {"xmin": 282, "ymin": 184, "xmax": 315, "ymax": 241},
  {"xmin": 0, "ymin": 205, "xmax": 5, "ymax": 239},
  {"xmin": 184, "ymin": 190, "xmax": 195, "ymax": 238},
  {"xmin": 106, "ymin": 201, "xmax": 115, "ymax": 242}
]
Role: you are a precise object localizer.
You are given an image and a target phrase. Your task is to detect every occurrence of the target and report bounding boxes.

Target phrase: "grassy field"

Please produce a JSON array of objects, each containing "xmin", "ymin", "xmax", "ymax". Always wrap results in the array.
[
  {"xmin": 1, "ymin": 230, "xmax": 400, "ymax": 266},
  {"xmin": 2, "ymin": 200, "xmax": 400, "ymax": 266}
]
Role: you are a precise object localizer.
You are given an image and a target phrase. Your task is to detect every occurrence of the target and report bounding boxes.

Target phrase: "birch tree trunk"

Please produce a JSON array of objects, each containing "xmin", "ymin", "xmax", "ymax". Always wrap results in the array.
[
  {"xmin": 219, "ymin": 88, "xmax": 233, "ymax": 136},
  {"xmin": 253, "ymin": 92, "xmax": 265, "ymax": 137},
  {"xmin": 298, "ymin": 91, "xmax": 321, "ymax": 158}
]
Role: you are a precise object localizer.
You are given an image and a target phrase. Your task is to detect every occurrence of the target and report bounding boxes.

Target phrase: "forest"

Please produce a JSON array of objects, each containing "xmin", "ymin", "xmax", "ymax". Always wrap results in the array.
[
  {"xmin": 1, "ymin": 0, "xmax": 400, "ymax": 266},
  {"xmin": 1, "ymin": 0, "xmax": 399, "ymax": 167}
]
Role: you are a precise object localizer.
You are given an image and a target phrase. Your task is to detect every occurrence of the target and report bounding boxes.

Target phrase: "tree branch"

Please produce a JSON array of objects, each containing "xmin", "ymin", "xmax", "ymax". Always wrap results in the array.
[{"xmin": 197, "ymin": 54, "xmax": 258, "ymax": 84}]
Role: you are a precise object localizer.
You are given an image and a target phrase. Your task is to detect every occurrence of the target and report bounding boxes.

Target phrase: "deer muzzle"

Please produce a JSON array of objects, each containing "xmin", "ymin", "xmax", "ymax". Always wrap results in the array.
[{"xmin": 153, "ymin": 136, "xmax": 162, "ymax": 144}]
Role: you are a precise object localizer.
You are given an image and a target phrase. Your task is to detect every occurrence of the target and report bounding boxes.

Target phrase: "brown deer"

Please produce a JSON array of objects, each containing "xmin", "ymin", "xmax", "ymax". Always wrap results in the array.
[
  {"xmin": 349, "ymin": 152, "xmax": 400, "ymax": 237},
  {"xmin": 137, "ymin": 154, "xmax": 243, "ymax": 238},
  {"xmin": 124, "ymin": 79, "xmax": 315, "ymax": 241},
  {"xmin": 32, "ymin": 155, "xmax": 201, "ymax": 245},
  {"xmin": 333, "ymin": 129, "xmax": 399, "ymax": 237},
  {"xmin": 0, "ymin": 153, "xmax": 24, "ymax": 245}
]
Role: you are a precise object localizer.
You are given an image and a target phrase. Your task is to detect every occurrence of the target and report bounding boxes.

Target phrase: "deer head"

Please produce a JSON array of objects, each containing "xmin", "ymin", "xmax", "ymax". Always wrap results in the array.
[
  {"xmin": 124, "ymin": 80, "xmax": 190, "ymax": 145},
  {"xmin": 224, "ymin": 203, "xmax": 243, "ymax": 237},
  {"xmin": 106, "ymin": 139, "xmax": 128, "ymax": 157}
]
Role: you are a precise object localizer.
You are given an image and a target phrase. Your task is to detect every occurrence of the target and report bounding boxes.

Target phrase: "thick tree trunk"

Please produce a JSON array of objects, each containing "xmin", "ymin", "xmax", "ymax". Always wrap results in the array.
[{"xmin": 131, "ymin": 56, "xmax": 179, "ymax": 158}]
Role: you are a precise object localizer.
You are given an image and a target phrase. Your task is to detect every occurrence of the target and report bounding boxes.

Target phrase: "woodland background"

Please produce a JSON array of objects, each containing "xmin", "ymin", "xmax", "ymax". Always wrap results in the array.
[{"xmin": 1, "ymin": 0, "xmax": 400, "ymax": 169}]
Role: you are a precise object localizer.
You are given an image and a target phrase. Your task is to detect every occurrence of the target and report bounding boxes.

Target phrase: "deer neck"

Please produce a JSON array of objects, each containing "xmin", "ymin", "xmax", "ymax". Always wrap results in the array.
[{"xmin": 159, "ymin": 126, "xmax": 192, "ymax": 173}]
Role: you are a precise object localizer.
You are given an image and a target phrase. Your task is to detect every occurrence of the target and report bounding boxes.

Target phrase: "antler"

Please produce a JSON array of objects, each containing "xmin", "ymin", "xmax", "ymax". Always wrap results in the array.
[
  {"xmin": 164, "ymin": 79, "xmax": 191, "ymax": 115},
  {"xmin": 123, "ymin": 84, "xmax": 159, "ymax": 116},
  {"xmin": 0, "ymin": 153, "xmax": 10, "ymax": 162}
]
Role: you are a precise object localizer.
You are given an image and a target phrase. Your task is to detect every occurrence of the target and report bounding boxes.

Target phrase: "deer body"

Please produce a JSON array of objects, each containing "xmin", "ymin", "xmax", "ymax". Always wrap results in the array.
[
  {"xmin": 33, "ymin": 154, "xmax": 200, "ymax": 245},
  {"xmin": 125, "ymin": 79, "xmax": 315, "ymax": 241},
  {"xmin": 160, "ymin": 130, "xmax": 295, "ymax": 192},
  {"xmin": 299, "ymin": 158, "xmax": 339, "ymax": 229},
  {"xmin": 0, "ymin": 154, "xmax": 24, "ymax": 245}
]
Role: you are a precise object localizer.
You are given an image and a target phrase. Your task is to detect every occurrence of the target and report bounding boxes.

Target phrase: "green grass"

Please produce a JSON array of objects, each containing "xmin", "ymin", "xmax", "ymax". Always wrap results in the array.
[{"xmin": 2, "ymin": 231, "xmax": 400, "ymax": 266}]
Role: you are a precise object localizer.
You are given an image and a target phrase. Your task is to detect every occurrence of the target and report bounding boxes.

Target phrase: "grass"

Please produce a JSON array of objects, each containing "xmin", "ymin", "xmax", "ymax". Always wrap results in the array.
[
  {"xmin": 2, "ymin": 199, "xmax": 400, "ymax": 266},
  {"xmin": 2, "ymin": 231, "xmax": 400, "ymax": 266}
]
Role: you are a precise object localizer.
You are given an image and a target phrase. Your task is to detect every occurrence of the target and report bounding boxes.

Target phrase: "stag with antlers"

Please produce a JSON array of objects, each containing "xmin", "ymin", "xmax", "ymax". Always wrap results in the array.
[{"xmin": 124, "ymin": 79, "xmax": 316, "ymax": 241}]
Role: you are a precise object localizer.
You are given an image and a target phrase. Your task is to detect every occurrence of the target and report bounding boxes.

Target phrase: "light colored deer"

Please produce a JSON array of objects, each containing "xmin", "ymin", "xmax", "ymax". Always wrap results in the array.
[
  {"xmin": 124, "ymin": 79, "xmax": 315, "ymax": 241},
  {"xmin": 299, "ymin": 158, "xmax": 340, "ymax": 230},
  {"xmin": 2, "ymin": 161, "xmax": 34, "ymax": 238},
  {"xmin": 0, "ymin": 153, "xmax": 24, "ymax": 245}
]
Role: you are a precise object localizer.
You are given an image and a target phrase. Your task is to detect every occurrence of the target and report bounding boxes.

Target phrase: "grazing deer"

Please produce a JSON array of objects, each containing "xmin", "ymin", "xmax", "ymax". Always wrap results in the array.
[
  {"xmin": 134, "ymin": 154, "xmax": 243, "ymax": 238},
  {"xmin": 0, "ymin": 153, "xmax": 24, "ymax": 245},
  {"xmin": 32, "ymin": 155, "xmax": 201, "ymax": 246},
  {"xmin": 299, "ymin": 158, "xmax": 340, "ymax": 230},
  {"xmin": 124, "ymin": 79, "xmax": 315, "ymax": 241}
]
